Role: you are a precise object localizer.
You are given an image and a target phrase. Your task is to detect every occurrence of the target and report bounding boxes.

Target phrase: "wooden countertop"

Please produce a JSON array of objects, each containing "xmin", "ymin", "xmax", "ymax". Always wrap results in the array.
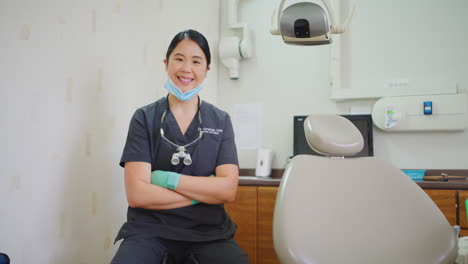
[
  {"xmin": 239, "ymin": 176, "xmax": 282, "ymax": 186},
  {"xmin": 238, "ymin": 176, "xmax": 468, "ymax": 189},
  {"xmin": 239, "ymin": 169, "xmax": 468, "ymax": 189}
]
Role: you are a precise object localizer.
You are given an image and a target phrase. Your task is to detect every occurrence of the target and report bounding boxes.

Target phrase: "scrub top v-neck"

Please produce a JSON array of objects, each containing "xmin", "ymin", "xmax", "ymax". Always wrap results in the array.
[{"xmin": 116, "ymin": 96, "xmax": 238, "ymax": 243}]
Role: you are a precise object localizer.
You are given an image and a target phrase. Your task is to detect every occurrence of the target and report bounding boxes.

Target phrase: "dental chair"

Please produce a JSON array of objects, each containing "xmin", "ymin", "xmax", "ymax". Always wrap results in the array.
[{"xmin": 273, "ymin": 115, "xmax": 459, "ymax": 264}]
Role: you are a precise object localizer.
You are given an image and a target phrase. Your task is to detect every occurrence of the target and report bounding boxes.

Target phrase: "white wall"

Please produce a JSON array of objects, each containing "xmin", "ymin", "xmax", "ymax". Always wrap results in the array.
[
  {"xmin": 333, "ymin": 0, "xmax": 467, "ymax": 98},
  {"xmin": 0, "ymin": 0, "xmax": 219, "ymax": 263},
  {"xmin": 218, "ymin": 0, "xmax": 468, "ymax": 170}
]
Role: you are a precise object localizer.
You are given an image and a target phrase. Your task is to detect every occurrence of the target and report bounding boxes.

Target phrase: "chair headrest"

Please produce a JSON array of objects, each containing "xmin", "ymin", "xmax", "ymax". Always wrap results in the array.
[{"xmin": 304, "ymin": 115, "xmax": 364, "ymax": 157}]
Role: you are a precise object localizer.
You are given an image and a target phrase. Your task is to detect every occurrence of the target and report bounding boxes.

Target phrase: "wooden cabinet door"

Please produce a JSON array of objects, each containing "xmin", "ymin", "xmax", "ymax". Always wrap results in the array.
[
  {"xmin": 424, "ymin": 189, "xmax": 457, "ymax": 226},
  {"xmin": 460, "ymin": 228, "xmax": 468, "ymax": 237},
  {"xmin": 458, "ymin": 190, "xmax": 468, "ymax": 228},
  {"xmin": 225, "ymin": 186, "xmax": 257, "ymax": 264},
  {"xmin": 257, "ymin": 186, "xmax": 280, "ymax": 264}
]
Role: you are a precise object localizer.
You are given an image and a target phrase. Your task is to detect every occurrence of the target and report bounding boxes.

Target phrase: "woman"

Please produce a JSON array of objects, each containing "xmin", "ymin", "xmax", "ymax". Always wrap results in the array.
[{"xmin": 111, "ymin": 29, "xmax": 249, "ymax": 264}]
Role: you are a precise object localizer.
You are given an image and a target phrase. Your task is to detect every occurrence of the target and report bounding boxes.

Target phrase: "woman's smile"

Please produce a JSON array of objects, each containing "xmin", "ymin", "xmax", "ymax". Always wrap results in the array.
[{"xmin": 177, "ymin": 76, "xmax": 193, "ymax": 86}]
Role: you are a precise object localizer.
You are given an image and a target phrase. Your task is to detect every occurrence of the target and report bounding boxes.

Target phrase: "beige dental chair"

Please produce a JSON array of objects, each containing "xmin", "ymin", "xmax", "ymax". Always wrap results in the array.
[{"xmin": 273, "ymin": 115, "xmax": 459, "ymax": 264}]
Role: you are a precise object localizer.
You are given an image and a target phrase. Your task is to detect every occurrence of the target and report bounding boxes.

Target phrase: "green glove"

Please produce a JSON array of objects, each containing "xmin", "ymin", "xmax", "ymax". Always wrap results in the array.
[
  {"xmin": 151, "ymin": 173, "xmax": 214, "ymax": 202},
  {"xmin": 151, "ymin": 170, "xmax": 181, "ymax": 190}
]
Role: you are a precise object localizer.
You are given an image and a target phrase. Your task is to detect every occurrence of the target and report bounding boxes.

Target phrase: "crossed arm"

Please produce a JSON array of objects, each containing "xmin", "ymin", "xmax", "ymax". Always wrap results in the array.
[{"xmin": 124, "ymin": 161, "xmax": 239, "ymax": 210}]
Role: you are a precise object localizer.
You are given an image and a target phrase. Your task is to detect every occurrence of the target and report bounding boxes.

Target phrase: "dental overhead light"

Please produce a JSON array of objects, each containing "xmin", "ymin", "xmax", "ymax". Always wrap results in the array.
[{"xmin": 270, "ymin": 0, "xmax": 356, "ymax": 45}]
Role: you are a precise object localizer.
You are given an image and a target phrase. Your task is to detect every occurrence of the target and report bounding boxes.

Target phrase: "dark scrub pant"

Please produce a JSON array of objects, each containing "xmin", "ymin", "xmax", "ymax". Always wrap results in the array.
[{"xmin": 111, "ymin": 236, "xmax": 250, "ymax": 264}]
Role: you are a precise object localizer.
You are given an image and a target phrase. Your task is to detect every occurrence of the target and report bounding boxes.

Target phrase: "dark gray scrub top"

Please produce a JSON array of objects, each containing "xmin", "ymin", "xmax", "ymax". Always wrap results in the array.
[{"xmin": 115, "ymin": 96, "xmax": 239, "ymax": 243}]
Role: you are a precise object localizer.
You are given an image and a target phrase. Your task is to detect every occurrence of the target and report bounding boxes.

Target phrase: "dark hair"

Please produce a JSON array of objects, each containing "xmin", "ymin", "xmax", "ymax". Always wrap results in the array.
[{"xmin": 165, "ymin": 29, "xmax": 211, "ymax": 68}]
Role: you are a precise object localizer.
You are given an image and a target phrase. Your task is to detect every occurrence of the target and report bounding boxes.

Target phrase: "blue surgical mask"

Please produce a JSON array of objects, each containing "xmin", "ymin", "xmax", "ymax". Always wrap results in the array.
[{"xmin": 164, "ymin": 78, "xmax": 203, "ymax": 101}]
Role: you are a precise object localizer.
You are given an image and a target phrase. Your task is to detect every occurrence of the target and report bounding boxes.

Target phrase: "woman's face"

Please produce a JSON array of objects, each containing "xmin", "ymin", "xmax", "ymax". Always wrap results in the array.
[{"xmin": 165, "ymin": 39, "xmax": 209, "ymax": 93}]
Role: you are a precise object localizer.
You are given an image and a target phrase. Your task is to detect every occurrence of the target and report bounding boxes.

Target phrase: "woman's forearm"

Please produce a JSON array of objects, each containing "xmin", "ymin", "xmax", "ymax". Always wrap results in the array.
[
  {"xmin": 124, "ymin": 162, "xmax": 194, "ymax": 210},
  {"xmin": 175, "ymin": 164, "xmax": 239, "ymax": 204},
  {"xmin": 126, "ymin": 180, "xmax": 193, "ymax": 210}
]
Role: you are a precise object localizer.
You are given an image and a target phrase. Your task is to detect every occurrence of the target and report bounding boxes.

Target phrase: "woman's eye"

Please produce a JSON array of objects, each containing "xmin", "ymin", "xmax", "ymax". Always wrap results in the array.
[
  {"xmin": 193, "ymin": 61, "xmax": 201, "ymax": 64},
  {"xmin": 175, "ymin": 58, "xmax": 183, "ymax": 62}
]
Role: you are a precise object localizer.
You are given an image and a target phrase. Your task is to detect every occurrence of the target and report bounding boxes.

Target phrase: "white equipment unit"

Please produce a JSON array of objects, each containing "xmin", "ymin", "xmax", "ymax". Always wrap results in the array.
[
  {"xmin": 255, "ymin": 148, "xmax": 274, "ymax": 178},
  {"xmin": 372, "ymin": 94, "xmax": 468, "ymax": 132},
  {"xmin": 219, "ymin": 0, "xmax": 253, "ymax": 80}
]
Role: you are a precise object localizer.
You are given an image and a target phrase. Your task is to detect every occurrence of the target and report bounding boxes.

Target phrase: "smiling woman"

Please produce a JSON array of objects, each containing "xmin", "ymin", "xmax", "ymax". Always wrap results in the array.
[
  {"xmin": 163, "ymin": 34, "xmax": 210, "ymax": 101},
  {"xmin": 111, "ymin": 29, "xmax": 250, "ymax": 264}
]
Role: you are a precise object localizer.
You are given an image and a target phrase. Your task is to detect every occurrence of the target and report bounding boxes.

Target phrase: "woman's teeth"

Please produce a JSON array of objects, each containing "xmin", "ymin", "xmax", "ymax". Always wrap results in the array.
[{"xmin": 179, "ymin": 77, "xmax": 192, "ymax": 83}]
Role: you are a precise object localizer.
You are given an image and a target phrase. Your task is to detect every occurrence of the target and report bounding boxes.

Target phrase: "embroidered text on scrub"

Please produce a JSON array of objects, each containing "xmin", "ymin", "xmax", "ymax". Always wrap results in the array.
[{"xmin": 199, "ymin": 127, "xmax": 223, "ymax": 135}]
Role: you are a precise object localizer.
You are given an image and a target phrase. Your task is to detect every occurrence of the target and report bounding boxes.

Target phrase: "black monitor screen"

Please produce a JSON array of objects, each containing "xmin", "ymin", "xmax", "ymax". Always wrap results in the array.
[{"xmin": 293, "ymin": 115, "xmax": 374, "ymax": 158}]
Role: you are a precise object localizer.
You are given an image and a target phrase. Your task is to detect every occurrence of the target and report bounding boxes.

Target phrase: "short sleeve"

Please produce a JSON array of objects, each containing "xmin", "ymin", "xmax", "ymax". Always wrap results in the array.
[
  {"xmin": 216, "ymin": 114, "xmax": 239, "ymax": 166},
  {"xmin": 119, "ymin": 109, "xmax": 152, "ymax": 167}
]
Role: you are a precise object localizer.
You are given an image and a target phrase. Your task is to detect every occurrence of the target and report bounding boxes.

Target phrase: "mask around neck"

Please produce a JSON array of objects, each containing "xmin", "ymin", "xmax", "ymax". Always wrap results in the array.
[{"xmin": 164, "ymin": 78, "xmax": 203, "ymax": 101}]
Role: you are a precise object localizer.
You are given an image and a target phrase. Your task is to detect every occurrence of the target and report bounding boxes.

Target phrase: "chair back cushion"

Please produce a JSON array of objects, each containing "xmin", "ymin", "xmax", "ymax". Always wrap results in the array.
[{"xmin": 273, "ymin": 155, "xmax": 458, "ymax": 264}]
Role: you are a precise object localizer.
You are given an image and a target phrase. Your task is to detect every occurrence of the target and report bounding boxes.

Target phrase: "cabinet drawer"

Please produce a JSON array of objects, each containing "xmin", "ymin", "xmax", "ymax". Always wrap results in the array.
[
  {"xmin": 460, "ymin": 229, "xmax": 468, "ymax": 237},
  {"xmin": 257, "ymin": 186, "xmax": 280, "ymax": 264},
  {"xmin": 225, "ymin": 186, "xmax": 258, "ymax": 264},
  {"xmin": 424, "ymin": 189, "xmax": 457, "ymax": 226}
]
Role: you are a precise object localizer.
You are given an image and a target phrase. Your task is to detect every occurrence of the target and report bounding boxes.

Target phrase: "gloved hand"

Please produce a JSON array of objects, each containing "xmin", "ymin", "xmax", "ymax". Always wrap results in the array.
[
  {"xmin": 151, "ymin": 170, "xmax": 181, "ymax": 190},
  {"xmin": 151, "ymin": 173, "xmax": 216, "ymax": 203}
]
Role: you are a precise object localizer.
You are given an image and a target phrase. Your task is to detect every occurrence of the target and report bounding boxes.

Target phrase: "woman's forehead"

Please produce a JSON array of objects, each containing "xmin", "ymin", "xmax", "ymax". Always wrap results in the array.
[{"xmin": 171, "ymin": 39, "xmax": 205, "ymax": 59}]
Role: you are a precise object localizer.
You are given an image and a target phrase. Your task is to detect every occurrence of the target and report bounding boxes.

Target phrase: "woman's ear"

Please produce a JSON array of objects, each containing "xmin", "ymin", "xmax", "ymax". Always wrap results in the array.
[
  {"xmin": 163, "ymin": 59, "xmax": 168, "ymax": 70},
  {"xmin": 207, "ymin": 66, "xmax": 211, "ymax": 71}
]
